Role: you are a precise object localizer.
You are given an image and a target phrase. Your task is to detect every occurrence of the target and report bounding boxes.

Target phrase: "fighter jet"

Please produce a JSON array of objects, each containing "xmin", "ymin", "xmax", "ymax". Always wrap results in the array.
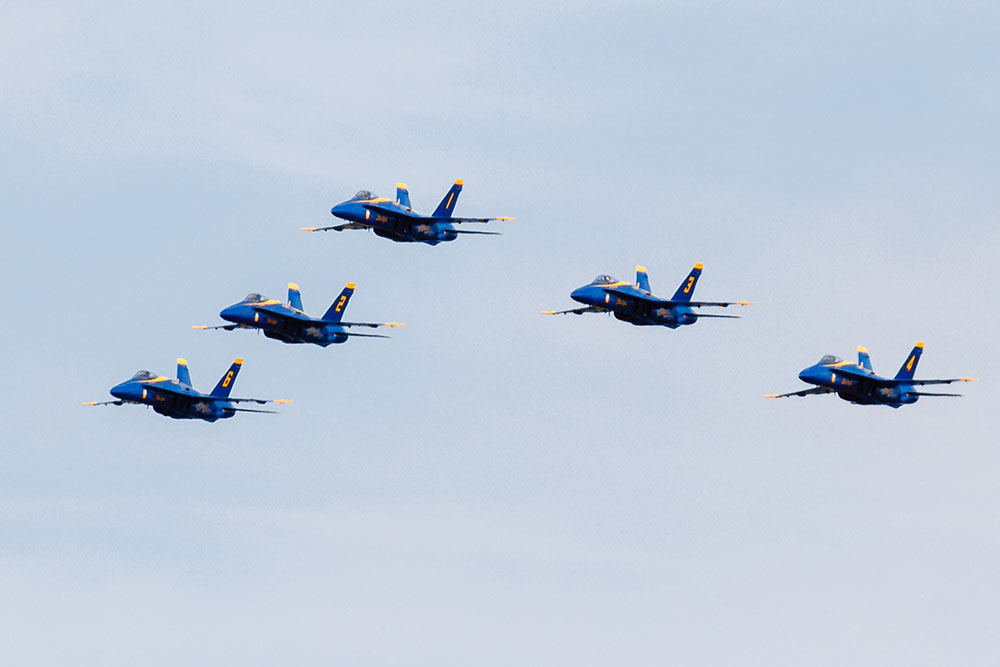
[
  {"xmin": 766, "ymin": 342, "xmax": 977, "ymax": 408},
  {"xmin": 83, "ymin": 358, "xmax": 291, "ymax": 421},
  {"xmin": 302, "ymin": 180, "xmax": 513, "ymax": 245},
  {"xmin": 194, "ymin": 282, "xmax": 403, "ymax": 347},
  {"xmin": 543, "ymin": 263, "xmax": 753, "ymax": 328}
]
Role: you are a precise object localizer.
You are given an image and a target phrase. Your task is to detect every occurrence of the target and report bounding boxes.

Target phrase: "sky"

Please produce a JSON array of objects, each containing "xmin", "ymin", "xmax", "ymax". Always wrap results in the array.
[{"xmin": 2, "ymin": 0, "xmax": 999, "ymax": 664}]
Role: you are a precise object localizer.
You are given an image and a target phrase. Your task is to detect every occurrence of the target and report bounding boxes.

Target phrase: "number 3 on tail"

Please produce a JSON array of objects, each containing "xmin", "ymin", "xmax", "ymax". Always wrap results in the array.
[{"xmin": 683, "ymin": 276, "xmax": 695, "ymax": 294}]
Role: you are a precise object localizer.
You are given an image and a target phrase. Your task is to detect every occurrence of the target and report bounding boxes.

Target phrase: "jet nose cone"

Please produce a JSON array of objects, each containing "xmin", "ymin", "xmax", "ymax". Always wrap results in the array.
[
  {"xmin": 570, "ymin": 286, "xmax": 592, "ymax": 303},
  {"xmin": 220, "ymin": 305, "xmax": 241, "ymax": 322},
  {"xmin": 110, "ymin": 383, "xmax": 129, "ymax": 400},
  {"xmin": 797, "ymin": 368, "xmax": 814, "ymax": 382},
  {"xmin": 330, "ymin": 202, "xmax": 350, "ymax": 219}
]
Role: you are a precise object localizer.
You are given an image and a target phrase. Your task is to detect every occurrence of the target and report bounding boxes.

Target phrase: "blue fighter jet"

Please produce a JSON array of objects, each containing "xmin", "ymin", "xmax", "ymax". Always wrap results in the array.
[
  {"xmin": 83, "ymin": 358, "xmax": 291, "ymax": 421},
  {"xmin": 302, "ymin": 180, "xmax": 514, "ymax": 245},
  {"xmin": 766, "ymin": 342, "xmax": 977, "ymax": 408},
  {"xmin": 194, "ymin": 282, "xmax": 403, "ymax": 346},
  {"xmin": 543, "ymin": 264, "xmax": 753, "ymax": 328}
]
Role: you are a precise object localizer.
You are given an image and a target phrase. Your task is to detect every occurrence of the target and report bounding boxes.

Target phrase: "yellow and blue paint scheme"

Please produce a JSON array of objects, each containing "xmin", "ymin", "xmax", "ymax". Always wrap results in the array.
[
  {"xmin": 543, "ymin": 264, "xmax": 753, "ymax": 329},
  {"xmin": 767, "ymin": 342, "xmax": 977, "ymax": 408},
  {"xmin": 82, "ymin": 358, "xmax": 291, "ymax": 421},
  {"xmin": 195, "ymin": 282, "xmax": 403, "ymax": 347},
  {"xmin": 301, "ymin": 180, "xmax": 514, "ymax": 246}
]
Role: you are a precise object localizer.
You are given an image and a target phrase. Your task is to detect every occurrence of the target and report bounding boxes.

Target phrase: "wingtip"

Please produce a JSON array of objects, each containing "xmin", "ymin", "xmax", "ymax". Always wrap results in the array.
[
  {"xmin": 541, "ymin": 310, "xmax": 556, "ymax": 315},
  {"xmin": 960, "ymin": 377, "xmax": 978, "ymax": 382},
  {"xmin": 81, "ymin": 401, "xmax": 97, "ymax": 406},
  {"xmin": 385, "ymin": 322, "xmax": 405, "ymax": 328},
  {"xmin": 764, "ymin": 394, "xmax": 779, "ymax": 399},
  {"xmin": 496, "ymin": 216, "xmax": 515, "ymax": 221},
  {"xmin": 274, "ymin": 399, "xmax": 293, "ymax": 404},
  {"xmin": 301, "ymin": 227, "xmax": 317, "ymax": 232},
  {"xmin": 192, "ymin": 325, "xmax": 208, "ymax": 330},
  {"xmin": 739, "ymin": 301, "xmax": 756, "ymax": 306}
]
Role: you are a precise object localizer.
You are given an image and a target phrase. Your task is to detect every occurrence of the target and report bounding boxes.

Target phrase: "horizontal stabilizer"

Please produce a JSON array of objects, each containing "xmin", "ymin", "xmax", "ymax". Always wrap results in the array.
[{"xmin": 340, "ymin": 332, "xmax": 391, "ymax": 338}]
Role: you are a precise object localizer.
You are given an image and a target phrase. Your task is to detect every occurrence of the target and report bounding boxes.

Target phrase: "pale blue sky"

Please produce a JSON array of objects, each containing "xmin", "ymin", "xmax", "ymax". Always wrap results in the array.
[{"xmin": 2, "ymin": 1, "xmax": 999, "ymax": 664}]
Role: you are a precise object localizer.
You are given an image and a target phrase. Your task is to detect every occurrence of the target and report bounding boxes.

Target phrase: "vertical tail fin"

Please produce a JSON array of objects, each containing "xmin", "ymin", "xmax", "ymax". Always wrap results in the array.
[
  {"xmin": 287, "ymin": 283, "xmax": 303, "ymax": 311},
  {"xmin": 395, "ymin": 183, "xmax": 411, "ymax": 208},
  {"xmin": 322, "ymin": 283, "xmax": 355, "ymax": 322},
  {"xmin": 858, "ymin": 346, "xmax": 872, "ymax": 371},
  {"xmin": 176, "ymin": 358, "xmax": 192, "ymax": 386},
  {"xmin": 211, "ymin": 358, "xmax": 243, "ymax": 398},
  {"xmin": 635, "ymin": 265, "xmax": 651, "ymax": 293},
  {"xmin": 432, "ymin": 180, "xmax": 463, "ymax": 218},
  {"xmin": 671, "ymin": 264, "xmax": 703, "ymax": 302},
  {"xmin": 895, "ymin": 342, "xmax": 924, "ymax": 380}
]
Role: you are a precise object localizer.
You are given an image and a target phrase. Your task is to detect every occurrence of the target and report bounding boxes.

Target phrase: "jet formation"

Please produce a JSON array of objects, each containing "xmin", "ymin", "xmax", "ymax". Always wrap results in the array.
[{"xmin": 86, "ymin": 178, "xmax": 977, "ymax": 419}]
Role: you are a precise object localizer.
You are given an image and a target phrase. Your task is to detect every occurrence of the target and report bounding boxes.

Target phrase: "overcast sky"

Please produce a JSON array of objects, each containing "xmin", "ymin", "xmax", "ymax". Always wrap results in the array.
[{"xmin": 2, "ymin": 1, "xmax": 999, "ymax": 664}]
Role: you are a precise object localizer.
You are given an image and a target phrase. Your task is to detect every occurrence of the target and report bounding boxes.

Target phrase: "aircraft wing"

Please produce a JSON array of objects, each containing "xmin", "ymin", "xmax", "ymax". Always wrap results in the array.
[
  {"xmin": 361, "ymin": 203, "xmax": 513, "ymax": 225},
  {"xmin": 542, "ymin": 305, "xmax": 606, "ymax": 315},
  {"xmin": 82, "ymin": 400, "xmax": 125, "ymax": 406},
  {"xmin": 302, "ymin": 222, "xmax": 372, "ymax": 232},
  {"xmin": 192, "ymin": 324, "xmax": 240, "ymax": 331},
  {"xmin": 336, "ymin": 321, "xmax": 405, "ymax": 329},
  {"xmin": 144, "ymin": 382, "xmax": 292, "ymax": 406},
  {"xmin": 765, "ymin": 387, "xmax": 835, "ymax": 398},
  {"xmin": 827, "ymin": 365, "xmax": 976, "ymax": 387},
  {"xmin": 888, "ymin": 377, "xmax": 977, "ymax": 387},
  {"xmin": 431, "ymin": 216, "xmax": 515, "ymax": 224},
  {"xmin": 601, "ymin": 288, "xmax": 752, "ymax": 308}
]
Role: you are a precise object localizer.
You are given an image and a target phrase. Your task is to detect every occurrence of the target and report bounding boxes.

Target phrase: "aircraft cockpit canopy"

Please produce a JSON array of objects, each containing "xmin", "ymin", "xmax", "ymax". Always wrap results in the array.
[
  {"xmin": 241, "ymin": 293, "xmax": 263, "ymax": 303},
  {"xmin": 818, "ymin": 355, "xmax": 842, "ymax": 365},
  {"xmin": 592, "ymin": 275, "xmax": 618, "ymax": 285},
  {"xmin": 130, "ymin": 370, "xmax": 157, "ymax": 381},
  {"xmin": 351, "ymin": 190, "xmax": 375, "ymax": 200}
]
